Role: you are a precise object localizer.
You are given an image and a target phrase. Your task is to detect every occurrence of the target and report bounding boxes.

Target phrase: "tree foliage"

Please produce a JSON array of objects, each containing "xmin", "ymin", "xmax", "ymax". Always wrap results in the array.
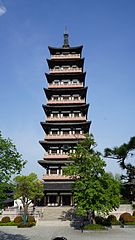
[
  {"xmin": 64, "ymin": 134, "xmax": 120, "ymax": 218},
  {"xmin": 104, "ymin": 136, "xmax": 135, "ymax": 202},
  {"xmin": 104, "ymin": 136, "xmax": 135, "ymax": 169},
  {"xmin": 13, "ymin": 173, "xmax": 44, "ymax": 214},
  {"xmin": 0, "ymin": 131, "xmax": 26, "ymax": 204}
]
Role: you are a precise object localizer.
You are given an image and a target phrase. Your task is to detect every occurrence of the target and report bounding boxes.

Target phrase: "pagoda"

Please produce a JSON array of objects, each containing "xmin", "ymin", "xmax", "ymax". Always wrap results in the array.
[{"xmin": 38, "ymin": 32, "xmax": 91, "ymax": 206}]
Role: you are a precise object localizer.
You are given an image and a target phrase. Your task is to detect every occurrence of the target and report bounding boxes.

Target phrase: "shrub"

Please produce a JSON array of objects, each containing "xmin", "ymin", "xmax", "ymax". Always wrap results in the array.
[
  {"xmin": 95, "ymin": 216, "xmax": 104, "ymax": 225},
  {"xmin": 95, "ymin": 216, "xmax": 111, "ymax": 227},
  {"xmin": 119, "ymin": 212, "xmax": 134, "ymax": 223},
  {"xmin": 1, "ymin": 216, "xmax": 11, "ymax": 223},
  {"xmin": 83, "ymin": 224, "xmax": 106, "ymax": 230},
  {"xmin": 111, "ymin": 220, "xmax": 121, "ymax": 225},
  {"xmin": 28, "ymin": 215, "xmax": 36, "ymax": 223},
  {"xmin": 14, "ymin": 216, "xmax": 23, "ymax": 223},
  {"xmin": 102, "ymin": 218, "xmax": 111, "ymax": 227},
  {"xmin": 133, "ymin": 211, "xmax": 135, "ymax": 217},
  {"xmin": 124, "ymin": 221, "xmax": 135, "ymax": 225},
  {"xmin": 107, "ymin": 215, "xmax": 117, "ymax": 223},
  {"xmin": 0, "ymin": 221, "xmax": 16, "ymax": 226}
]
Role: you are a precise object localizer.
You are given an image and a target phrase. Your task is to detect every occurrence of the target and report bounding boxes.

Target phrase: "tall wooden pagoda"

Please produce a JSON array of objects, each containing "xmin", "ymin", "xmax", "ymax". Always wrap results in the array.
[{"xmin": 38, "ymin": 32, "xmax": 91, "ymax": 206}]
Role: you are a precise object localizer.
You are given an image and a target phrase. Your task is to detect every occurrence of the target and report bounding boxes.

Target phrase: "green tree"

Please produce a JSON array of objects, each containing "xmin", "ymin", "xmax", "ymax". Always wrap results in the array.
[
  {"xmin": 64, "ymin": 134, "xmax": 120, "ymax": 221},
  {"xmin": 0, "ymin": 131, "xmax": 26, "ymax": 205},
  {"xmin": 104, "ymin": 136, "xmax": 135, "ymax": 202},
  {"xmin": 13, "ymin": 173, "xmax": 44, "ymax": 223}
]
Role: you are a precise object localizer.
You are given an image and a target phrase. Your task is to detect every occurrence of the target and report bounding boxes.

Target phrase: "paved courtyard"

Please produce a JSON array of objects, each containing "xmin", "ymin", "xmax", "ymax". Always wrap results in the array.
[{"xmin": 0, "ymin": 220, "xmax": 135, "ymax": 240}]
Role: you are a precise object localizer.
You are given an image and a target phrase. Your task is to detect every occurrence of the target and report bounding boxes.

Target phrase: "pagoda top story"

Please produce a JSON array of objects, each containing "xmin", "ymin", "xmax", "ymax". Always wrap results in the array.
[{"xmin": 48, "ymin": 31, "xmax": 83, "ymax": 55}]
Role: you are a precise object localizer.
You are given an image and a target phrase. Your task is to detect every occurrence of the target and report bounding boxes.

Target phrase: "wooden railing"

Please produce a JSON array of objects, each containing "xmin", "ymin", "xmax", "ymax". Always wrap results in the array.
[
  {"xmin": 50, "ymin": 68, "xmax": 82, "ymax": 73},
  {"xmin": 47, "ymin": 99, "xmax": 85, "ymax": 104},
  {"xmin": 45, "ymin": 134, "xmax": 85, "ymax": 140},
  {"xmin": 47, "ymin": 116, "xmax": 86, "ymax": 121},
  {"xmin": 51, "ymin": 54, "xmax": 80, "ymax": 59},
  {"xmin": 48, "ymin": 83, "xmax": 83, "ymax": 88}
]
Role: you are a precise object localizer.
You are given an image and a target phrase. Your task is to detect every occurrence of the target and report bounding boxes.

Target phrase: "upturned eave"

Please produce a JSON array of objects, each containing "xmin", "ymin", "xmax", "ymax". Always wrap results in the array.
[{"xmin": 48, "ymin": 45, "xmax": 83, "ymax": 55}]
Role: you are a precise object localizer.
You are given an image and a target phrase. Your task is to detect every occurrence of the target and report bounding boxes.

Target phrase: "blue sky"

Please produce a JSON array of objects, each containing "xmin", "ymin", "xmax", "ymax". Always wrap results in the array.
[{"xmin": 0, "ymin": 0, "xmax": 135, "ymax": 178}]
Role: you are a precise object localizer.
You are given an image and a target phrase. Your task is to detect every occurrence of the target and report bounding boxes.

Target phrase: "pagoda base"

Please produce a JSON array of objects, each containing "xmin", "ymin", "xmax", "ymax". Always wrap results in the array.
[
  {"xmin": 44, "ymin": 193, "xmax": 73, "ymax": 206},
  {"xmin": 38, "ymin": 181, "xmax": 74, "ymax": 206}
]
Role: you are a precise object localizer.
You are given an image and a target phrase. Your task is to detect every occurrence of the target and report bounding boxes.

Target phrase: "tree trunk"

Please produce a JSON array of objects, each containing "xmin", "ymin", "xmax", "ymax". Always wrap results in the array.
[
  {"xmin": 92, "ymin": 210, "xmax": 96, "ymax": 224},
  {"xmin": 23, "ymin": 205, "xmax": 28, "ymax": 224},
  {"xmin": 88, "ymin": 210, "xmax": 95, "ymax": 224}
]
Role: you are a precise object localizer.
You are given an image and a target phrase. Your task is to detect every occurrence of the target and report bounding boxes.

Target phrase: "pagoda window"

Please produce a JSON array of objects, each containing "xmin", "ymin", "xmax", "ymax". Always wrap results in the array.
[
  {"xmin": 74, "ymin": 112, "xmax": 80, "ymax": 117},
  {"xmin": 52, "ymin": 111, "xmax": 59, "ymax": 117},
  {"xmin": 50, "ymin": 147, "xmax": 59, "ymax": 153},
  {"xmin": 51, "ymin": 149, "xmax": 57, "ymax": 154},
  {"xmin": 62, "ymin": 51, "xmax": 69, "ymax": 55},
  {"xmin": 53, "ymin": 80, "xmax": 60, "ymax": 85},
  {"xmin": 52, "ymin": 95, "xmax": 59, "ymax": 101},
  {"xmin": 62, "ymin": 80, "xmax": 70, "ymax": 85},
  {"xmin": 48, "ymin": 149, "xmax": 51, "ymax": 154},
  {"xmin": 73, "ymin": 94, "xmax": 79, "ymax": 100},
  {"xmin": 72, "ymin": 65, "xmax": 77, "ymax": 68},
  {"xmin": 63, "ymin": 113, "xmax": 69, "ymax": 117},
  {"xmin": 75, "ymin": 129, "xmax": 81, "ymax": 134},
  {"xmin": 62, "ymin": 65, "xmax": 70, "ymax": 70},
  {"xmin": 72, "ymin": 79, "xmax": 79, "ymax": 84},
  {"xmin": 50, "ymin": 168, "xmax": 57, "ymax": 174},
  {"xmin": 62, "ymin": 129, "xmax": 70, "ymax": 135},
  {"xmin": 53, "ymin": 113, "xmax": 58, "ymax": 118},
  {"xmin": 51, "ymin": 129, "xmax": 59, "ymax": 135},
  {"xmin": 62, "ymin": 95, "xmax": 70, "ymax": 101},
  {"xmin": 63, "ymin": 149, "xmax": 70, "ymax": 154},
  {"xmin": 54, "ymin": 66, "xmax": 60, "ymax": 69},
  {"xmin": 62, "ymin": 111, "xmax": 70, "ymax": 117}
]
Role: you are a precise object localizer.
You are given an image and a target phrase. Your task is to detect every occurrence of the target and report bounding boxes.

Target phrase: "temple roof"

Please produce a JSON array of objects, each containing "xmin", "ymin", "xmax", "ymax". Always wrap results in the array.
[
  {"xmin": 41, "ymin": 121, "xmax": 91, "ymax": 133},
  {"xmin": 38, "ymin": 159, "xmax": 73, "ymax": 167},
  {"xmin": 39, "ymin": 140, "xmax": 78, "ymax": 151},
  {"xmin": 48, "ymin": 45, "xmax": 83, "ymax": 55},
  {"xmin": 43, "ymin": 103, "xmax": 89, "ymax": 114},
  {"xmin": 47, "ymin": 58, "xmax": 84, "ymax": 68},
  {"xmin": 45, "ymin": 72, "xmax": 86, "ymax": 83},
  {"xmin": 42, "ymin": 182, "xmax": 73, "ymax": 191},
  {"xmin": 44, "ymin": 87, "xmax": 87, "ymax": 98}
]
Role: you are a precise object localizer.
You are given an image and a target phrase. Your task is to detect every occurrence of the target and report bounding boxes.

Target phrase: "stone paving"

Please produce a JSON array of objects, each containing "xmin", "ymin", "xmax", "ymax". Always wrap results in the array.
[{"xmin": 0, "ymin": 220, "xmax": 135, "ymax": 240}]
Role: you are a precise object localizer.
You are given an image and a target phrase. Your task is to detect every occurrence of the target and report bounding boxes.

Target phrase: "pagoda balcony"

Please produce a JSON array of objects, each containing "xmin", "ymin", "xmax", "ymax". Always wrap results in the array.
[
  {"xmin": 47, "ymin": 99, "xmax": 85, "ymax": 104},
  {"xmin": 45, "ymin": 134, "xmax": 85, "ymax": 140},
  {"xmin": 51, "ymin": 53, "xmax": 80, "ymax": 59},
  {"xmin": 49, "ymin": 67, "xmax": 82, "ymax": 73},
  {"xmin": 42, "ymin": 174, "xmax": 71, "ymax": 180},
  {"xmin": 44, "ymin": 154, "xmax": 69, "ymax": 159},
  {"xmin": 47, "ymin": 116, "xmax": 86, "ymax": 122},
  {"xmin": 48, "ymin": 83, "xmax": 83, "ymax": 88}
]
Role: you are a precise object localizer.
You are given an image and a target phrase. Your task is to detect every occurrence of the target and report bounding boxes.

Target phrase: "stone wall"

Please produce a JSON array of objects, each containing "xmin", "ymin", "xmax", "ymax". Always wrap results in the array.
[{"xmin": 109, "ymin": 204, "xmax": 133, "ymax": 219}]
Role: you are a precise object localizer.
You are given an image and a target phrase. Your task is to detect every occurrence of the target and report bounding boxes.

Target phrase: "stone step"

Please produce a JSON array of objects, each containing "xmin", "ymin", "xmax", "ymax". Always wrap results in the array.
[{"xmin": 41, "ymin": 206, "xmax": 72, "ymax": 221}]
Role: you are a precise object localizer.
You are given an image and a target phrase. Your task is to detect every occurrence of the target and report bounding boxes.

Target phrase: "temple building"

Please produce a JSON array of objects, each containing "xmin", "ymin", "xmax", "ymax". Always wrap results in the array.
[{"xmin": 38, "ymin": 32, "xmax": 91, "ymax": 206}]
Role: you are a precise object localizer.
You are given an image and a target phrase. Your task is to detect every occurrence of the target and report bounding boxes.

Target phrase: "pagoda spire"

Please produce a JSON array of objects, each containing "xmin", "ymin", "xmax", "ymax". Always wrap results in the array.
[{"xmin": 62, "ymin": 27, "xmax": 70, "ymax": 48}]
